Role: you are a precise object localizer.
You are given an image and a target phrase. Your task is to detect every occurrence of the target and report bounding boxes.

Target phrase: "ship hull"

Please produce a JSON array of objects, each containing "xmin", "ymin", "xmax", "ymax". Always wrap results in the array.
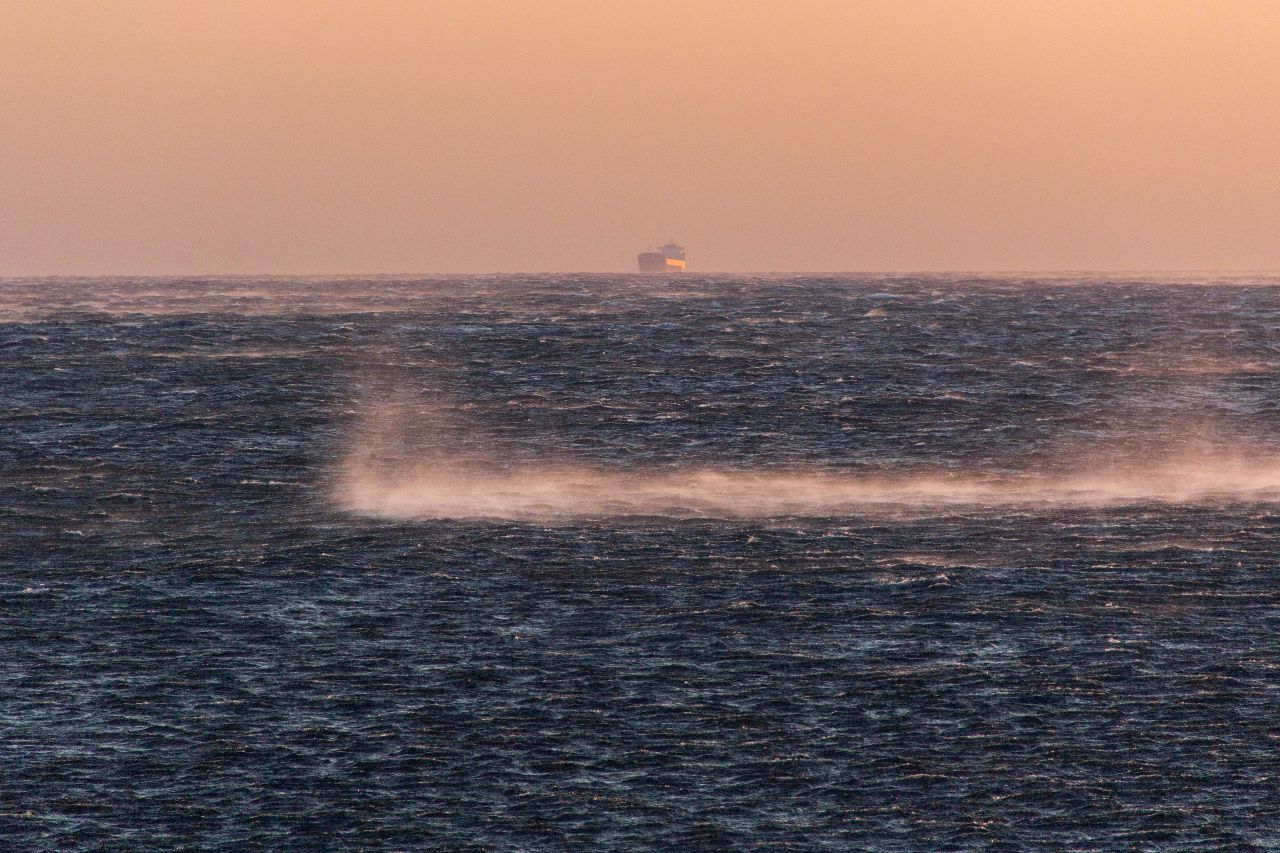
[{"xmin": 638, "ymin": 253, "xmax": 685, "ymax": 273}]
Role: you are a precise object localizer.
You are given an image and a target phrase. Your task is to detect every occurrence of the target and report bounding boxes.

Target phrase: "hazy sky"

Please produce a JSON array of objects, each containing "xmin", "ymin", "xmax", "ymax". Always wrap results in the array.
[{"xmin": 4, "ymin": 0, "xmax": 1280, "ymax": 274}]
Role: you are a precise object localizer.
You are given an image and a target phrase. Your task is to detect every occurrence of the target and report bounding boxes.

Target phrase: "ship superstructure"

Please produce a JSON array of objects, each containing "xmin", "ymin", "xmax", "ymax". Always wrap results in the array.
[{"xmin": 637, "ymin": 241, "xmax": 686, "ymax": 273}]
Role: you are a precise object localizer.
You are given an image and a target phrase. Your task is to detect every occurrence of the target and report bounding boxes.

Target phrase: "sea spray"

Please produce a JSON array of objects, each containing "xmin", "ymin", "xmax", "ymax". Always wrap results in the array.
[{"xmin": 336, "ymin": 442, "xmax": 1280, "ymax": 521}]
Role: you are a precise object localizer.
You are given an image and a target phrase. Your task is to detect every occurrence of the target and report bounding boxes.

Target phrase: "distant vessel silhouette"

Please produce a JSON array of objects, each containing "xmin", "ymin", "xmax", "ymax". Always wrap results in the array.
[{"xmin": 638, "ymin": 242, "xmax": 686, "ymax": 273}]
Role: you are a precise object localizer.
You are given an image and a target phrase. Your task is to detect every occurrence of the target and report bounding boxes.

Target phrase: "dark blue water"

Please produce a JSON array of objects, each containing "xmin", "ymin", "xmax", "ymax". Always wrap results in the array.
[{"xmin": 4, "ymin": 275, "xmax": 1280, "ymax": 850}]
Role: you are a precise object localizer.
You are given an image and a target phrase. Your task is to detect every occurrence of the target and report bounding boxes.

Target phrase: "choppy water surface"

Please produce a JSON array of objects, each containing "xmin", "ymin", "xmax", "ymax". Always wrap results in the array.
[{"xmin": 4, "ymin": 275, "xmax": 1280, "ymax": 850}]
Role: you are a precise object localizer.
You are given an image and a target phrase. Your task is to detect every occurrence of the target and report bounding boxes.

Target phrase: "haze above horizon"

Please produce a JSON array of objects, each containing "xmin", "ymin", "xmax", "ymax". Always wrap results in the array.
[{"xmin": 4, "ymin": 0, "xmax": 1279, "ymax": 275}]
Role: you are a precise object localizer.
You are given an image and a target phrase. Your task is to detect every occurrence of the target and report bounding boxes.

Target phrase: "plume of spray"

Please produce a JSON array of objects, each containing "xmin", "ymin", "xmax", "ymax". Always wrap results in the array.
[{"xmin": 332, "ymin": 397, "xmax": 1280, "ymax": 522}]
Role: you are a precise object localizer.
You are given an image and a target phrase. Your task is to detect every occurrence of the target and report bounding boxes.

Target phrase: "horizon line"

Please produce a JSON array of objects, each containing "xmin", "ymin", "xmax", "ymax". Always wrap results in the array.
[{"xmin": 8, "ymin": 268, "xmax": 1280, "ymax": 280}]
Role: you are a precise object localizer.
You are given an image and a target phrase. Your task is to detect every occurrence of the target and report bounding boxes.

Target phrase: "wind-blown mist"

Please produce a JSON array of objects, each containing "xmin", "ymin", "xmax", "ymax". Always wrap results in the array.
[
  {"xmin": 336, "ymin": 455, "xmax": 1280, "ymax": 521},
  {"xmin": 334, "ymin": 398, "xmax": 1280, "ymax": 521}
]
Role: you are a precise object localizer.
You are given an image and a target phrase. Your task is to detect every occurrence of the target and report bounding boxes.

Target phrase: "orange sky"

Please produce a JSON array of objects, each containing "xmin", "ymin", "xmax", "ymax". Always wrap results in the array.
[{"xmin": 3, "ymin": 0, "xmax": 1279, "ymax": 274}]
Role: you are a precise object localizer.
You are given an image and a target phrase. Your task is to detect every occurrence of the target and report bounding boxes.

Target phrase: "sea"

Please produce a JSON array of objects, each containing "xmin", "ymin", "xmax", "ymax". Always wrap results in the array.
[{"xmin": 4, "ymin": 274, "xmax": 1280, "ymax": 850}]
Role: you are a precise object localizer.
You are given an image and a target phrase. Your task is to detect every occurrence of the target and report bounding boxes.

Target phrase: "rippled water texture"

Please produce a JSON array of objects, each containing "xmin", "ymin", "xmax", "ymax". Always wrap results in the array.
[{"xmin": 4, "ymin": 275, "xmax": 1280, "ymax": 850}]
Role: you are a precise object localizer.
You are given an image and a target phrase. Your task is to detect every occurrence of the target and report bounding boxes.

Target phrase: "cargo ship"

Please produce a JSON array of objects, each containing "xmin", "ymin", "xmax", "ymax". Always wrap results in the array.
[{"xmin": 637, "ymin": 242, "xmax": 686, "ymax": 273}]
